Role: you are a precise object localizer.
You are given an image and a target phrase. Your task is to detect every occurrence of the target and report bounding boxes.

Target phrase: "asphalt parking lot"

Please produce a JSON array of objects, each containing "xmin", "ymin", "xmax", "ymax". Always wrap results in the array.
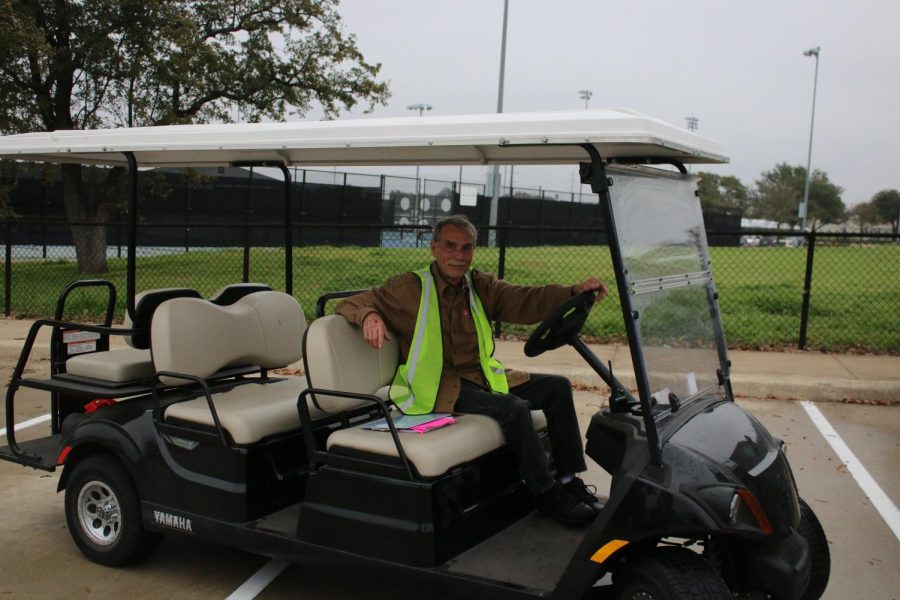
[{"xmin": 1, "ymin": 387, "xmax": 898, "ymax": 599}]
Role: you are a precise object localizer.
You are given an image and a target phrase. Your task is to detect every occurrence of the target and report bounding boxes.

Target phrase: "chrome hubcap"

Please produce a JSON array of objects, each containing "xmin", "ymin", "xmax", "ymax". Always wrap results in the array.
[{"xmin": 77, "ymin": 480, "xmax": 121, "ymax": 546}]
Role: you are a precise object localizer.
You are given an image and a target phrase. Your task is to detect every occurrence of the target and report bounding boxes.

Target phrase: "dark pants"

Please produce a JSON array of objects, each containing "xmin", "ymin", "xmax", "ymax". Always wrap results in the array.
[{"xmin": 455, "ymin": 374, "xmax": 587, "ymax": 494}]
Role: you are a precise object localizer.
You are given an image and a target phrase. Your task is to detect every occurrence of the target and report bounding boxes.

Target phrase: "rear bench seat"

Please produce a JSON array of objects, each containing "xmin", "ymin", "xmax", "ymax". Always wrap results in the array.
[
  {"xmin": 154, "ymin": 291, "xmax": 316, "ymax": 445},
  {"xmin": 65, "ymin": 284, "xmax": 271, "ymax": 384},
  {"xmin": 304, "ymin": 315, "xmax": 546, "ymax": 479}
]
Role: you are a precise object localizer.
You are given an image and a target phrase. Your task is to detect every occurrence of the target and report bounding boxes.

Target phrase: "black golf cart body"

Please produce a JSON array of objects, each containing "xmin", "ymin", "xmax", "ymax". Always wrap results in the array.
[{"xmin": 0, "ymin": 109, "xmax": 824, "ymax": 598}]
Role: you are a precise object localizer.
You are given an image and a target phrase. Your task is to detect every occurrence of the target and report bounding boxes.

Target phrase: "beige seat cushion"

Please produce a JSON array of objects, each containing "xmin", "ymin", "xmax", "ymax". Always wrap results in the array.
[
  {"xmin": 152, "ymin": 291, "xmax": 305, "ymax": 385},
  {"xmin": 306, "ymin": 314, "xmax": 548, "ymax": 478},
  {"xmin": 164, "ymin": 377, "xmax": 318, "ymax": 445},
  {"xmin": 304, "ymin": 315, "xmax": 399, "ymax": 413},
  {"xmin": 66, "ymin": 347, "xmax": 154, "ymax": 382},
  {"xmin": 326, "ymin": 410, "xmax": 548, "ymax": 478}
]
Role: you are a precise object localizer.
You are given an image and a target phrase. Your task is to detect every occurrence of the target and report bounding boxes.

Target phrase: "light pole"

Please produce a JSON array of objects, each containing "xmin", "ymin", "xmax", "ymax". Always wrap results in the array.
[
  {"xmin": 684, "ymin": 117, "xmax": 699, "ymax": 173},
  {"xmin": 799, "ymin": 46, "xmax": 820, "ymax": 231},
  {"xmin": 407, "ymin": 104, "xmax": 432, "ymax": 210},
  {"xmin": 578, "ymin": 89, "xmax": 593, "ymax": 109},
  {"xmin": 488, "ymin": 0, "xmax": 509, "ymax": 247},
  {"xmin": 407, "ymin": 103, "xmax": 432, "ymax": 117}
]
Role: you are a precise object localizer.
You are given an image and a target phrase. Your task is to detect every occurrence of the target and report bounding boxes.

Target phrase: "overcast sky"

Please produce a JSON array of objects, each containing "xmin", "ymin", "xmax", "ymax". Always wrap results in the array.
[{"xmin": 315, "ymin": 0, "xmax": 899, "ymax": 206}]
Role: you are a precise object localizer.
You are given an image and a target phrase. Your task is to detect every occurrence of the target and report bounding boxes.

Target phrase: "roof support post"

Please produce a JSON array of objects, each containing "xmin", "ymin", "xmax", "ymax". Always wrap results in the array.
[
  {"xmin": 231, "ymin": 161, "xmax": 293, "ymax": 295},
  {"xmin": 123, "ymin": 152, "xmax": 138, "ymax": 320},
  {"xmin": 276, "ymin": 164, "xmax": 293, "ymax": 296}
]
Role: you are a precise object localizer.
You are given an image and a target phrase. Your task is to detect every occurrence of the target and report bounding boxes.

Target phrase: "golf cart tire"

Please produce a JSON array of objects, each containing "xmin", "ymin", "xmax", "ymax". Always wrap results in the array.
[
  {"xmin": 613, "ymin": 547, "xmax": 731, "ymax": 600},
  {"xmin": 64, "ymin": 454, "xmax": 161, "ymax": 566},
  {"xmin": 797, "ymin": 498, "xmax": 830, "ymax": 599}
]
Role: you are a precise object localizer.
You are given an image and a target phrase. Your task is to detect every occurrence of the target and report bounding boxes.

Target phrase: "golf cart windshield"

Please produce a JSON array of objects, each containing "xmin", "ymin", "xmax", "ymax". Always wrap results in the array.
[{"xmin": 608, "ymin": 166, "xmax": 728, "ymax": 409}]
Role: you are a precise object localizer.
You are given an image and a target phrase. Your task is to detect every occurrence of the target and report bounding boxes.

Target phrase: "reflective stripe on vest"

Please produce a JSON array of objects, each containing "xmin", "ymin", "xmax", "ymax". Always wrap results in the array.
[
  {"xmin": 465, "ymin": 272, "xmax": 509, "ymax": 395},
  {"xmin": 389, "ymin": 268, "xmax": 509, "ymax": 414}
]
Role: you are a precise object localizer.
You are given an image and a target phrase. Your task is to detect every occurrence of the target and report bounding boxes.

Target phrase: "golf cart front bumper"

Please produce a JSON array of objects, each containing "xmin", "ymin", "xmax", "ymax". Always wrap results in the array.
[{"xmin": 741, "ymin": 530, "xmax": 811, "ymax": 600}]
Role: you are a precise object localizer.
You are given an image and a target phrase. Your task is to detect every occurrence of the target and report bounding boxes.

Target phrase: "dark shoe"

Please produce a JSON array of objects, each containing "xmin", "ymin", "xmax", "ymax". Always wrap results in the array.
[
  {"xmin": 536, "ymin": 482, "xmax": 595, "ymax": 527},
  {"xmin": 564, "ymin": 476, "xmax": 603, "ymax": 513}
]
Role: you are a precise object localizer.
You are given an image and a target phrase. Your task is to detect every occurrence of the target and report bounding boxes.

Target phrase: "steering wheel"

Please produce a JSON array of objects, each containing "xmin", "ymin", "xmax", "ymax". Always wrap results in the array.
[{"xmin": 524, "ymin": 291, "xmax": 596, "ymax": 357}]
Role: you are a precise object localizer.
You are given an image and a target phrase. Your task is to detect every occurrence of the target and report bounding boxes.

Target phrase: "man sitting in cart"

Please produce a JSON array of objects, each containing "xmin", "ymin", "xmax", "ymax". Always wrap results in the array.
[{"xmin": 336, "ymin": 214, "xmax": 608, "ymax": 527}]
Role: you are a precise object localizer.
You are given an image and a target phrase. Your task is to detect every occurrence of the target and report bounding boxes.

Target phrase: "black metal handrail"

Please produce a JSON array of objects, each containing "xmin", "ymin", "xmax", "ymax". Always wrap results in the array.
[{"xmin": 297, "ymin": 387, "xmax": 416, "ymax": 481}]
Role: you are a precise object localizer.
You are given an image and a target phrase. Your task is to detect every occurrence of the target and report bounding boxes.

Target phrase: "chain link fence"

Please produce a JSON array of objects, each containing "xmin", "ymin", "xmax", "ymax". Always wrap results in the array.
[
  {"xmin": 2, "ymin": 221, "xmax": 898, "ymax": 354},
  {"xmin": 1, "ymin": 167, "xmax": 898, "ymax": 353}
]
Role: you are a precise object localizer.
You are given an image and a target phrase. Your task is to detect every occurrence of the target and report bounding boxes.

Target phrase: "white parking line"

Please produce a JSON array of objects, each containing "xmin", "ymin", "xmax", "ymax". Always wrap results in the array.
[
  {"xmin": 0, "ymin": 413, "xmax": 52, "ymax": 438},
  {"xmin": 801, "ymin": 400, "xmax": 900, "ymax": 542},
  {"xmin": 225, "ymin": 558, "xmax": 290, "ymax": 600}
]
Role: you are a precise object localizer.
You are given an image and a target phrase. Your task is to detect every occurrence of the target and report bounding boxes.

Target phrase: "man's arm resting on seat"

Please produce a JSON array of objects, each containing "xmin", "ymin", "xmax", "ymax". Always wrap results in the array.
[
  {"xmin": 360, "ymin": 312, "xmax": 390, "ymax": 349},
  {"xmin": 335, "ymin": 294, "xmax": 388, "ymax": 349}
]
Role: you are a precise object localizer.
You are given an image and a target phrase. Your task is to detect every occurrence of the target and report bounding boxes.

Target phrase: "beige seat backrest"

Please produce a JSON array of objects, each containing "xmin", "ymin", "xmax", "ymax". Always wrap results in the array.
[
  {"xmin": 124, "ymin": 288, "xmax": 202, "ymax": 349},
  {"xmin": 303, "ymin": 315, "xmax": 399, "ymax": 413},
  {"xmin": 208, "ymin": 283, "xmax": 272, "ymax": 305},
  {"xmin": 151, "ymin": 291, "xmax": 305, "ymax": 385}
]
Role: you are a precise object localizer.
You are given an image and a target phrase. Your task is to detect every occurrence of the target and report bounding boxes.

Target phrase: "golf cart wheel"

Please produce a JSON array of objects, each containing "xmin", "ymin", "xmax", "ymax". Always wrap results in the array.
[
  {"xmin": 64, "ymin": 454, "xmax": 160, "ymax": 566},
  {"xmin": 798, "ymin": 498, "xmax": 830, "ymax": 599},
  {"xmin": 613, "ymin": 547, "xmax": 731, "ymax": 600}
]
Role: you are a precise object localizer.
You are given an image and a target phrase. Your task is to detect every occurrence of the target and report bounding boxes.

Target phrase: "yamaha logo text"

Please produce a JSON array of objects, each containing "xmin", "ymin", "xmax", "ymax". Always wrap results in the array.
[{"xmin": 153, "ymin": 510, "xmax": 193, "ymax": 532}]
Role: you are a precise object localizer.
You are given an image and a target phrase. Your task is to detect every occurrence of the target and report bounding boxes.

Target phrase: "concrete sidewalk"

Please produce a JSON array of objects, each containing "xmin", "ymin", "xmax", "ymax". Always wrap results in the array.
[
  {"xmin": 494, "ymin": 340, "xmax": 900, "ymax": 404},
  {"xmin": 0, "ymin": 318, "xmax": 897, "ymax": 404}
]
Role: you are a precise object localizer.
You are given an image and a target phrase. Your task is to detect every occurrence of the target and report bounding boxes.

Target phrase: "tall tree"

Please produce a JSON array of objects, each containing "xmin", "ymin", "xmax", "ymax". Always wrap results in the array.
[
  {"xmin": 871, "ymin": 189, "xmax": 900, "ymax": 235},
  {"xmin": 849, "ymin": 200, "xmax": 882, "ymax": 234},
  {"xmin": 750, "ymin": 163, "xmax": 845, "ymax": 230},
  {"xmin": 0, "ymin": 0, "xmax": 389, "ymax": 272},
  {"xmin": 696, "ymin": 172, "xmax": 750, "ymax": 212}
]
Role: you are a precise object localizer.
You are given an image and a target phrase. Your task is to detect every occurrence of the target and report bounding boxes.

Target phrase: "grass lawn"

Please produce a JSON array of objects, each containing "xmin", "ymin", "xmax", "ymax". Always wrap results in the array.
[{"xmin": 3, "ymin": 243, "xmax": 898, "ymax": 353}]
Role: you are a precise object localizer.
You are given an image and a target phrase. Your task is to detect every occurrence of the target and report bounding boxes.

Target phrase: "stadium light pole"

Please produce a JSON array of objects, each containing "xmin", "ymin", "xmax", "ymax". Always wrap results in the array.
[
  {"xmin": 579, "ymin": 89, "xmax": 593, "ymax": 109},
  {"xmin": 799, "ymin": 46, "xmax": 820, "ymax": 231},
  {"xmin": 684, "ymin": 117, "xmax": 699, "ymax": 173},
  {"xmin": 488, "ymin": 0, "xmax": 509, "ymax": 247},
  {"xmin": 407, "ymin": 104, "xmax": 432, "ymax": 205}
]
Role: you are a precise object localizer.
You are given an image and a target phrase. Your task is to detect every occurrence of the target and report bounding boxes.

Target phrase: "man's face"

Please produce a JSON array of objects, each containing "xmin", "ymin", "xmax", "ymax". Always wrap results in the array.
[{"xmin": 431, "ymin": 225, "xmax": 475, "ymax": 284}]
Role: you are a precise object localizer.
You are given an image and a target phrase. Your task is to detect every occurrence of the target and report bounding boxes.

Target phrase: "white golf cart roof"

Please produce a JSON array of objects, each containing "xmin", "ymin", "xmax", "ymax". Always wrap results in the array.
[{"xmin": 0, "ymin": 108, "xmax": 727, "ymax": 168}]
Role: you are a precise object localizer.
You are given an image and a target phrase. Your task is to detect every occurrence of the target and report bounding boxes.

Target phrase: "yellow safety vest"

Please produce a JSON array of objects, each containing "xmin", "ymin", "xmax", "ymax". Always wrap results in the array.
[{"xmin": 390, "ymin": 267, "xmax": 509, "ymax": 414}]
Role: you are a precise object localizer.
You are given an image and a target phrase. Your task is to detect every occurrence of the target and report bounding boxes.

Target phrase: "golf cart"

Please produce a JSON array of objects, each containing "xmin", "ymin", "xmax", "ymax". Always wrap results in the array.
[{"xmin": 0, "ymin": 109, "xmax": 828, "ymax": 599}]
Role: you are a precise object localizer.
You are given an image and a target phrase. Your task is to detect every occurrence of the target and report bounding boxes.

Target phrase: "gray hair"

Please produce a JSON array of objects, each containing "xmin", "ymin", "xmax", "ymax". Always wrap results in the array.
[{"xmin": 433, "ymin": 214, "xmax": 478, "ymax": 243}]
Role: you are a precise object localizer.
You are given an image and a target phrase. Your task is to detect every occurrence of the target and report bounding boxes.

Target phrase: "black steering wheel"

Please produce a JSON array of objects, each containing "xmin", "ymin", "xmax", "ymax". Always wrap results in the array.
[{"xmin": 524, "ymin": 291, "xmax": 596, "ymax": 357}]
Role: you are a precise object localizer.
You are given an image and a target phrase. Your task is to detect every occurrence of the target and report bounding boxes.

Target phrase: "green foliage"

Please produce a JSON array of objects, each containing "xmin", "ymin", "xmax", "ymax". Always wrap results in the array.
[
  {"xmin": 0, "ymin": 0, "xmax": 389, "ymax": 272},
  {"xmin": 871, "ymin": 189, "xmax": 900, "ymax": 234},
  {"xmin": 0, "ymin": 0, "xmax": 389, "ymax": 132},
  {"xmin": 848, "ymin": 200, "xmax": 882, "ymax": 233},
  {"xmin": 122, "ymin": 1, "xmax": 390, "ymax": 126},
  {"xmin": 696, "ymin": 172, "xmax": 750, "ymax": 212},
  {"xmin": 750, "ymin": 163, "xmax": 845, "ymax": 229}
]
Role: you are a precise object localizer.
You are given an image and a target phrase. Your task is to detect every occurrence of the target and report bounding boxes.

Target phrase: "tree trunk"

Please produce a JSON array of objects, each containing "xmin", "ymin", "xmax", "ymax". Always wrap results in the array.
[{"xmin": 61, "ymin": 164, "xmax": 110, "ymax": 273}]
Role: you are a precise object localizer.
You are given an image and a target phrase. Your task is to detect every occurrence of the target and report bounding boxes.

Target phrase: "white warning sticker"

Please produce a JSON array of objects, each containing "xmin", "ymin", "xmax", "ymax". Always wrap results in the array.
[
  {"xmin": 67, "ymin": 341, "xmax": 97, "ymax": 355},
  {"xmin": 63, "ymin": 330, "xmax": 100, "ymax": 343}
]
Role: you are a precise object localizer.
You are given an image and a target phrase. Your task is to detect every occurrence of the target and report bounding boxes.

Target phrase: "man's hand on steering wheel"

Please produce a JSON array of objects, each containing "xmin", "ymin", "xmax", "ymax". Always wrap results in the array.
[{"xmin": 572, "ymin": 277, "xmax": 609, "ymax": 302}]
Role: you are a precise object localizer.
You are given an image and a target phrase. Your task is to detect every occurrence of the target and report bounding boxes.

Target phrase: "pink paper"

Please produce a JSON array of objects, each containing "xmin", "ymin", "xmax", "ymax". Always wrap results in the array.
[{"xmin": 409, "ymin": 416, "xmax": 456, "ymax": 434}]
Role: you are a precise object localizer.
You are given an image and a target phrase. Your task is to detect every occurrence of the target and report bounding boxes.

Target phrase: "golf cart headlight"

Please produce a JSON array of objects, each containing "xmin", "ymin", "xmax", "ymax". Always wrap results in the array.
[
  {"xmin": 690, "ymin": 485, "xmax": 773, "ymax": 536},
  {"xmin": 732, "ymin": 488, "xmax": 773, "ymax": 535}
]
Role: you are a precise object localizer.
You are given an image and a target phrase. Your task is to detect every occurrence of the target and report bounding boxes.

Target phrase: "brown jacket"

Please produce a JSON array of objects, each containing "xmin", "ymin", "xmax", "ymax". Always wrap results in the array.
[{"xmin": 335, "ymin": 262, "xmax": 575, "ymax": 412}]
